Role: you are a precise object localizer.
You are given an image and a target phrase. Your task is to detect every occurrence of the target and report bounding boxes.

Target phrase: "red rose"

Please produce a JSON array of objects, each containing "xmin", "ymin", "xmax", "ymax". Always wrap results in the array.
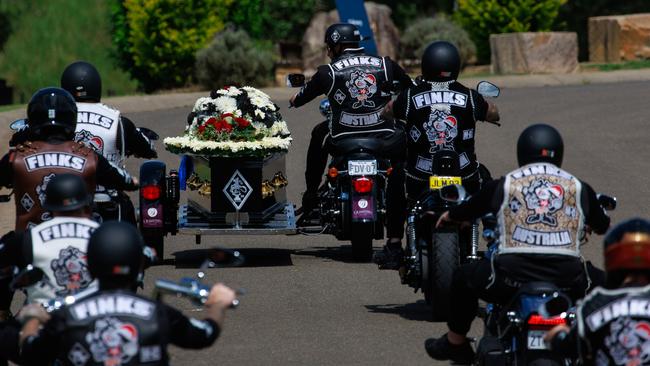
[
  {"xmin": 205, "ymin": 117, "xmax": 217, "ymax": 125},
  {"xmin": 198, "ymin": 125, "xmax": 206, "ymax": 133},
  {"xmin": 235, "ymin": 117, "xmax": 250, "ymax": 128},
  {"xmin": 215, "ymin": 119, "xmax": 233, "ymax": 132},
  {"xmin": 221, "ymin": 113, "xmax": 234, "ymax": 119}
]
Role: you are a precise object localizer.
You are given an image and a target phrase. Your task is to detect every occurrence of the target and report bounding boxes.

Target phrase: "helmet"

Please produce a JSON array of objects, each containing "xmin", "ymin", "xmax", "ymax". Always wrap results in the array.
[
  {"xmin": 87, "ymin": 222, "xmax": 144, "ymax": 285},
  {"xmin": 324, "ymin": 23, "xmax": 362, "ymax": 47},
  {"xmin": 604, "ymin": 218, "xmax": 650, "ymax": 273},
  {"xmin": 60, "ymin": 61, "xmax": 102, "ymax": 102},
  {"xmin": 42, "ymin": 174, "xmax": 91, "ymax": 212},
  {"xmin": 421, "ymin": 41, "xmax": 461, "ymax": 82},
  {"xmin": 27, "ymin": 87, "xmax": 78, "ymax": 138},
  {"xmin": 516, "ymin": 124, "xmax": 564, "ymax": 167}
]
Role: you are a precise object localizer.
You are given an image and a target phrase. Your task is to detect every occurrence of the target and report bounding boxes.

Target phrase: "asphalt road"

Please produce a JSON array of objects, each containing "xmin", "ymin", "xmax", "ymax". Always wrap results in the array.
[{"xmin": 117, "ymin": 81, "xmax": 650, "ymax": 365}]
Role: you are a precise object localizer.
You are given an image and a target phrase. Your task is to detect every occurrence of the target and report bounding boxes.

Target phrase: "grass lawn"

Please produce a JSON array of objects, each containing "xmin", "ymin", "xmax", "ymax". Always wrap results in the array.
[
  {"xmin": 0, "ymin": 104, "xmax": 22, "ymax": 113},
  {"xmin": 584, "ymin": 60, "xmax": 650, "ymax": 72}
]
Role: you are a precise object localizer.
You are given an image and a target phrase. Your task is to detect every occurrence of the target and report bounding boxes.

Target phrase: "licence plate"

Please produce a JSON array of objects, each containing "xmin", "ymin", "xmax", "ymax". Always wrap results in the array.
[
  {"xmin": 429, "ymin": 176, "xmax": 462, "ymax": 189},
  {"xmin": 348, "ymin": 160, "xmax": 377, "ymax": 176},
  {"xmin": 527, "ymin": 330, "xmax": 547, "ymax": 350}
]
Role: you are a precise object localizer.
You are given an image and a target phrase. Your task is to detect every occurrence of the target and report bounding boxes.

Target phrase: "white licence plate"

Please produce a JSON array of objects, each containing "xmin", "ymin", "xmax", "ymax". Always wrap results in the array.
[
  {"xmin": 527, "ymin": 330, "xmax": 547, "ymax": 350},
  {"xmin": 348, "ymin": 160, "xmax": 377, "ymax": 176}
]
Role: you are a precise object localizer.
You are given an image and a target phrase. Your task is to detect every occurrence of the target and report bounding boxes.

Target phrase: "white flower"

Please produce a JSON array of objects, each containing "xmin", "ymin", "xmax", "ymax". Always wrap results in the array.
[
  {"xmin": 213, "ymin": 96, "xmax": 237, "ymax": 114},
  {"xmin": 193, "ymin": 97, "xmax": 214, "ymax": 112},
  {"xmin": 254, "ymin": 109, "xmax": 266, "ymax": 119}
]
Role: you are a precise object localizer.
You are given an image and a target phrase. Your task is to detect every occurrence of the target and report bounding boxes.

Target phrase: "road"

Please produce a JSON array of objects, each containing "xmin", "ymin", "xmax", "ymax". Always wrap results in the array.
[{"xmin": 25, "ymin": 81, "xmax": 650, "ymax": 365}]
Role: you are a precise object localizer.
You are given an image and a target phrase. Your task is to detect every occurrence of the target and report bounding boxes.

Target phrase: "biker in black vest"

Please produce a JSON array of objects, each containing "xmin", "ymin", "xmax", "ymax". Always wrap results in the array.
[
  {"xmin": 290, "ymin": 23, "xmax": 413, "ymax": 247},
  {"xmin": 18, "ymin": 222, "xmax": 237, "ymax": 365},
  {"xmin": 374, "ymin": 41, "xmax": 500, "ymax": 269},
  {"xmin": 426, "ymin": 124, "xmax": 610, "ymax": 364},
  {"xmin": 547, "ymin": 218, "xmax": 650, "ymax": 365}
]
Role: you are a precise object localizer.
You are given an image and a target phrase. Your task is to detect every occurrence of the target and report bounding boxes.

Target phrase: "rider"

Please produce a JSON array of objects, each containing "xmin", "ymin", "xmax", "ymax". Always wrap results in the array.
[
  {"xmin": 18, "ymin": 221, "xmax": 237, "ymax": 365},
  {"xmin": 546, "ymin": 218, "xmax": 650, "ymax": 365},
  {"xmin": 0, "ymin": 87, "xmax": 138, "ymax": 231},
  {"xmin": 374, "ymin": 40, "xmax": 500, "ymax": 269},
  {"xmin": 290, "ymin": 23, "xmax": 413, "ymax": 246},
  {"xmin": 426, "ymin": 124, "xmax": 611, "ymax": 363},
  {"xmin": 61, "ymin": 61, "xmax": 156, "ymax": 223}
]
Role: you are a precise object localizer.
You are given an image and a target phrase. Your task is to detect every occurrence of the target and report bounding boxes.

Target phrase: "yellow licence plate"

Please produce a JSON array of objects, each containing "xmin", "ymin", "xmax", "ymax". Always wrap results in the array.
[{"xmin": 429, "ymin": 176, "xmax": 462, "ymax": 190}]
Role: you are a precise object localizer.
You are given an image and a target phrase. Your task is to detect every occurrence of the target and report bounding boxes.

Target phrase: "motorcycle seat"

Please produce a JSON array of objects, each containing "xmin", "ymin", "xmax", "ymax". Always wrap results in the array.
[
  {"xmin": 516, "ymin": 281, "xmax": 560, "ymax": 296},
  {"xmin": 330, "ymin": 138, "xmax": 384, "ymax": 156}
]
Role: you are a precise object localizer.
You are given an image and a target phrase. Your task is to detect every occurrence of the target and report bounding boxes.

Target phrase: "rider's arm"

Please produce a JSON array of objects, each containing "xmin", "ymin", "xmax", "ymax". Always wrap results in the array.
[
  {"xmin": 386, "ymin": 58, "xmax": 415, "ymax": 91},
  {"xmin": 121, "ymin": 116, "xmax": 157, "ymax": 159},
  {"xmin": 471, "ymin": 90, "xmax": 499, "ymax": 122},
  {"xmin": 165, "ymin": 304, "xmax": 221, "ymax": 349},
  {"xmin": 19, "ymin": 309, "xmax": 61, "ymax": 363},
  {"xmin": 95, "ymin": 154, "xmax": 139, "ymax": 191},
  {"xmin": 0, "ymin": 231, "xmax": 28, "ymax": 268},
  {"xmin": 290, "ymin": 66, "xmax": 330, "ymax": 108},
  {"xmin": 392, "ymin": 91, "xmax": 408, "ymax": 122},
  {"xmin": 0, "ymin": 153, "xmax": 13, "ymax": 187},
  {"xmin": 581, "ymin": 181, "xmax": 611, "ymax": 235},
  {"xmin": 448, "ymin": 177, "xmax": 504, "ymax": 222}
]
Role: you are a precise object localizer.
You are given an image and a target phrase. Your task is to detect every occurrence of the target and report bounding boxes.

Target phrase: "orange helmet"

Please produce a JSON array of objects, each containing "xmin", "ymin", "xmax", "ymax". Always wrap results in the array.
[{"xmin": 604, "ymin": 218, "xmax": 650, "ymax": 273}]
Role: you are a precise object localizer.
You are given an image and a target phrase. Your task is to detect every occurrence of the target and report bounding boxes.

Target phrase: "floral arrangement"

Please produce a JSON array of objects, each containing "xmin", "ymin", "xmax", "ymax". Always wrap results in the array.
[{"xmin": 164, "ymin": 86, "xmax": 292, "ymax": 157}]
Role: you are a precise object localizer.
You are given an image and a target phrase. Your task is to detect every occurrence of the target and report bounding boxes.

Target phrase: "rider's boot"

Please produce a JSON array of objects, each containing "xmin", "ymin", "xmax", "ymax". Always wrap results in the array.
[
  {"xmin": 296, "ymin": 190, "xmax": 319, "ymax": 226},
  {"xmin": 373, "ymin": 240, "xmax": 404, "ymax": 270},
  {"xmin": 424, "ymin": 334, "xmax": 475, "ymax": 365}
]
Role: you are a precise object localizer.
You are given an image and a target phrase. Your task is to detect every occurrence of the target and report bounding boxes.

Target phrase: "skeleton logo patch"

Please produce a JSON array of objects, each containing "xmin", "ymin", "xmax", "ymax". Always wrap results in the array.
[
  {"xmin": 51, "ymin": 246, "xmax": 92, "ymax": 295},
  {"xmin": 423, "ymin": 110, "xmax": 458, "ymax": 151},
  {"xmin": 86, "ymin": 317, "xmax": 139, "ymax": 366},
  {"xmin": 604, "ymin": 317, "xmax": 650, "ymax": 366},
  {"xmin": 523, "ymin": 179, "xmax": 565, "ymax": 226},
  {"xmin": 36, "ymin": 173, "xmax": 56, "ymax": 206},
  {"xmin": 75, "ymin": 130, "xmax": 105, "ymax": 155},
  {"xmin": 346, "ymin": 71, "xmax": 377, "ymax": 109}
]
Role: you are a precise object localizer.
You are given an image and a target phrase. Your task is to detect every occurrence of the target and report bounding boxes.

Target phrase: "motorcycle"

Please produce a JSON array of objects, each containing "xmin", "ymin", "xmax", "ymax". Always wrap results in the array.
[
  {"xmin": 400, "ymin": 81, "xmax": 501, "ymax": 321},
  {"xmin": 8, "ymin": 118, "xmax": 159, "ymax": 224},
  {"xmin": 475, "ymin": 194, "xmax": 617, "ymax": 365}
]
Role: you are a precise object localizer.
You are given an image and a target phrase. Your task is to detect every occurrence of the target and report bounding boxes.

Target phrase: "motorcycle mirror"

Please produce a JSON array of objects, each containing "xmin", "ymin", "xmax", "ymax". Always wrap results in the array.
[
  {"xmin": 539, "ymin": 293, "xmax": 571, "ymax": 318},
  {"xmin": 198, "ymin": 248, "xmax": 246, "ymax": 271},
  {"xmin": 286, "ymin": 73, "xmax": 306, "ymax": 88},
  {"xmin": 319, "ymin": 99, "xmax": 331, "ymax": 118},
  {"xmin": 597, "ymin": 194, "xmax": 617, "ymax": 211},
  {"xmin": 10, "ymin": 265, "xmax": 45, "ymax": 291},
  {"xmin": 439, "ymin": 184, "xmax": 467, "ymax": 203},
  {"xmin": 9, "ymin": 119, "xmax": 28, "ymax": 131},
  {"xmin": 477, "ymin": 81, "xmax": 500, "ymax": 98},
  {"xmin": 138, "ymin": 127, "xmax": 159, "ymax": 141}
]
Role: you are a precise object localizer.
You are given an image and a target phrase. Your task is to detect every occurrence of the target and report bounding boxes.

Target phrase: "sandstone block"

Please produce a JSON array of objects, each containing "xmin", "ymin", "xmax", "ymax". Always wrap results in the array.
[
  {"xmin": 490, "ymin": 32, "xmax": 579, "ymax": 74},
  {"xmin": 589, "ymin": 13, "xmax": 650, "ymax": 63}
]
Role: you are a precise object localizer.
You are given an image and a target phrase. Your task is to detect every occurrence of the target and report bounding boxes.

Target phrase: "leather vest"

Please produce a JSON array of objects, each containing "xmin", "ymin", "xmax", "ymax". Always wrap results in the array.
[
  {"xmin": 75, "ymin": 102, "xmax": 124, "ymax": 167},
  {"xmin": 497, "ymin": 163, "xmax": 584, "ymax": 257},
  {"xmin": 55, "ymin": 290, "xmax": 166, "ymax": 365},
  {"xmin": 27, "ymin": 216, "xmax": 99, "ymax": 304},
  {"xmin": 402, "ymin": 81, "xmax": 480, "ymax": 179},
  {"xmin": 327, "ymin": 50, "xmax": 393, "ymax": 138},
  {"xmin": 11, "ymin": 140, "xmax": 97, "ymax": 231},
  {"xmin": 576, "ymin": 285, "xmax": 650, "ymax": 366}
]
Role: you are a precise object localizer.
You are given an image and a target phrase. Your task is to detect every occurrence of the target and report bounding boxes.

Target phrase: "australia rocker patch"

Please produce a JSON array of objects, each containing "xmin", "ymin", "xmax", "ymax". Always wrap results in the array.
[{"xmin": 24, "ymin": 153, "xmax": 86, "ymax": 172}]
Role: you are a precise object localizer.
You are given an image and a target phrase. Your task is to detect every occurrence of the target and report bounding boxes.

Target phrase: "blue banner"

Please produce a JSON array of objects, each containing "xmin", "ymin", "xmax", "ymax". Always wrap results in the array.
[{"xmin": 335, "ymin": 0, "xmax": 378, "ymax": 56}]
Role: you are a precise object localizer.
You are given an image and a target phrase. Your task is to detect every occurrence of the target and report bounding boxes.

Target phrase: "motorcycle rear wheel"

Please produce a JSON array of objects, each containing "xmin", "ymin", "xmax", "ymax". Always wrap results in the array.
[
  {"xmin": 425, "ymin": 230, "xmax": 459, "ymax": 321},
  {"xmin": 350, "ymin": 223, "xmax": 374, "ymax": 261}
]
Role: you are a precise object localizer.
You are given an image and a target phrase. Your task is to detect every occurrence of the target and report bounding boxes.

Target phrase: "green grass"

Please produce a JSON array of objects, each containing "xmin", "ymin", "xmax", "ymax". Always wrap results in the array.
[
  {"xmin": 0, "ymin": 0, "xmax": 137, "ymax": 104},
  {"xmin": 0, "ymin": 103, "xmax": 22, "ymax": 112},
  {"xmin": 589, "ymin": 60, "xmax": 650, "ymax": 72}
]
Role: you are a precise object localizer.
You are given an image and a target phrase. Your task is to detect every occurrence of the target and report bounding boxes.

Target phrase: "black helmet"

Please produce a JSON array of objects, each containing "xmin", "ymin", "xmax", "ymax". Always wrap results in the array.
[
  {"xmin": 324, "ymin": 23, "xmax": 362, "ymax": 47},
  {"xmin": 42, "ymin": 174, "xmax": 91, "ymax": 212},
  {"xmin": 87, "ymin": 222, "xmax": 143, "ymax": 286},
  {"xmin": 27, "ymin": 87, "xmax": 78, "ymax": 138},
  {"xmin": 604, "ymin": 218, "xmax": 650, "ymax": 287},
  {"xmin": 421, "ymin": 41, "xmax": 461, "ymax": 82},
  {"xmin": 516, "ymin": 124, "xmax": 564, "ymax": 167},
  {"xmin": 61, "ymin": 61, "xmax": 102, "ymax": 102}
]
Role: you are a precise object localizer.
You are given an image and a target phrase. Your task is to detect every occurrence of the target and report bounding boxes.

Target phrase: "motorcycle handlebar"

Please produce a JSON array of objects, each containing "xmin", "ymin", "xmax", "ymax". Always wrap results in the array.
[{"xmin": 154, "ymin": 279, "xmax": 239, "ymax": 308}]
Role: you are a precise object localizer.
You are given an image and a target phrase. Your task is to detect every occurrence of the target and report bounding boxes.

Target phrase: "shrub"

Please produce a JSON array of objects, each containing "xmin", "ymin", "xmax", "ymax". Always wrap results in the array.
[
  {"xmin": 400, "ymin": 16, "xmax": 477, "ymax": 65},
  {"xmin": 195, "ymin": 28, "xmax": 275, "ymax": 89},
  {"xmin": 112, "ymin": 0, "xmax": 233, "ymax": 92},
  {"xmin": 454, "ymin": 0, "xmax": 567, "ymax": 64}
]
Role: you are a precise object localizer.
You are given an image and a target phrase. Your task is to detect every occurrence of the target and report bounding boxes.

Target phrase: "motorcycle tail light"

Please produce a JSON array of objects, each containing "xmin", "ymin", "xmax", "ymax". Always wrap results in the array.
[
  {"xmin": 353, "ymin": 177, "xmax": 373, "ymax": 193},
  {"xmin": 527, "ymin": 314, "xmax": 566, "ymax": 329},
  {"xmin": 386, "ymin": 166, "xmax": 393, "ymax": 176},
  {"xmin": 328, "ymin": 167, "xmax": 338, "ymax": 179},
  {"xmin": 142, "ymin": 185, "xmax": 161, "ymax": 201}
]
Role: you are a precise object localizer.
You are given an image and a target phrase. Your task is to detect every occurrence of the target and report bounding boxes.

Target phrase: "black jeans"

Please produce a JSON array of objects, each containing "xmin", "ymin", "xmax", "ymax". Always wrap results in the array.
[
  {"xmin": 447, "ymin": 256, "xmax": 605, "ymax": 335},
  {"xmin": 304, "ymin": 121, "xmax": 407, "ymax": 238}
]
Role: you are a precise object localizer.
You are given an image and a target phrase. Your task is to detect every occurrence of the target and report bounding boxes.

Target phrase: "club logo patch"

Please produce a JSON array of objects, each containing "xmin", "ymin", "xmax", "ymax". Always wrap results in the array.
[
  {"xmin": 36, "ymin": 173, "xmax": 57, "ymax": 206},
  {"xmin": 21, "ymin": 193, "xmax": 35, "ymax": 212},
  {"xmin": 423, "ymin": 110, "xmax": 458, "ymax": 151},
  {"xmin": 346, "ymin": 71, "xmax": 377, "ymax": 109},
  {"xmin": 86, "ymin": 317, "xmax": 139, "ymax": 366},
  {"xmin": 331, "ymin": 30, "xmax": 340, "ymax": 43},
  {"xmin": 409, "ymin": 126, "xmax": 421, "ymax": 142},
  {"xmin": 68, "ymin": 342, "xmax": 90, "ymax": 366},
  {"xmin": 605, "ymin": 318, "xmax": 650, "ymax": 366},
  {"xmin": 333, "ymin": 89, "xmax": 347, "ymax": 104},
  {"xmin": 51, "ymin": 246, "xmax": 92, "ymax": 295},
  {"xmin": 75, "ymin": 130, "xmax": 105, "ymax": 155},
  {"xmin": 223, "ymin": 170, "xmax": 252, "ymax": 210},
  {"xmin": 523, "ymin": 179, "xmax": 565, "ymax": 226}
]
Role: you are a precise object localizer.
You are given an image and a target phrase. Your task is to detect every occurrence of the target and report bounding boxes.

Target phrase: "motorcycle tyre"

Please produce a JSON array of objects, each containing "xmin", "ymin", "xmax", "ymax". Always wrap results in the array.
[
  {"xmin": 428, "ymin": 230, "xmax": 459, "ymax": 322},
  {"xmin": 350, "ymin": 223, "xmax": 374, "ymax": 262}
]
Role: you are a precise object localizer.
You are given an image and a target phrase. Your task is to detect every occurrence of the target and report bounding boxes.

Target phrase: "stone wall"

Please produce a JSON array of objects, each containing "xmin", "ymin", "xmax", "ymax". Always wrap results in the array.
[
  {"xmin": 490, "ymin": 32, "xmax": 579, "ymax": 74},
  {"xmin": 589, "ymin": 13, "xmax": 650, "ymax": 63},
  {"xmin": 301, "ymin": 2, "xmax": 400, "ymax": 75}
]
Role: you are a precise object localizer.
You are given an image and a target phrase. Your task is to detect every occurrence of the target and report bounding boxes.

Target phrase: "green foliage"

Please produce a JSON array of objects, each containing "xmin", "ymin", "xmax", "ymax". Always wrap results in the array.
[
  {"xmin": 230, "ymin": 0, "xmax": 326, "ymax": 43},
  {"xmin": 112, "ymin": 0, "xmax": 233, "ymax": 92},
  {"xmin": 401, "ymin": 16, "xmax": 476, "ymax": 65},
  {"xmin": 373, "ymin": 0, "xmax": 453, "ymax": 29},
  {"xmin": 195, "ymin": 28, "xmax": 275, "ymax": 89},
  {"xmin": 454, "ymin": 0, "xmax": 567, "ymax": 64},
  {"xmin": 0, "ymin": 0, "xmax": 137, "ymax": 103}
]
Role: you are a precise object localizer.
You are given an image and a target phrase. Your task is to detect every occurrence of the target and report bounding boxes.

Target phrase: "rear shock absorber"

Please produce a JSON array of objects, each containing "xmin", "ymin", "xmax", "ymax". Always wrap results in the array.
[
  {"xmin": 166, "ymin": 170, "xmax": 180, "ymax": 204},
  {"xmin": 406, "ymin": 209, "xmax": 418, "ymax": 267},
  {"xmin": 468, "ymin": 220, "xmax": 480, "ymax": 261}
]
